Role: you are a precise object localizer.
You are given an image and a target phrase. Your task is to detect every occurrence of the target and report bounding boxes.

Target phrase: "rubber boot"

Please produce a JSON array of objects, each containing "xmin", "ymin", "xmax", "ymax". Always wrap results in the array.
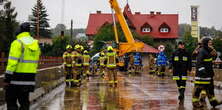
[
  {"xmin": 210, "ymin": 100, "xmax": 222, "ymax": 108},
  {"xmin": 200, "ymin": 90, "xmax": 207, "ymax": 105},
  {"xmin": 193, "ymin": 102, "xmax": 204, "ymax": 108},
  {"xmin": 178, "ymin": 88, "xmax": 185, "ymax": 105}
]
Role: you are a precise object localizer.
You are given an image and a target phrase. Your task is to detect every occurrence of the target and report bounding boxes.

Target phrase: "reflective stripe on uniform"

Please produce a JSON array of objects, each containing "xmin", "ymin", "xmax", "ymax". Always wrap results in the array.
[
  {"xmin": 5, "ymin": 70, "xmax": 13, "ymax": 75},
  {"xmin": 194, "ymin": 81, "xmax": 210, "ymax": 84},
  {"xmin": 182, "ymin": 76, "xmax": 187, "ymax": 80},
  {"xmin": 174, "ymin": 56, "xmax": 179, "ymax": 61},
  {"xmin": 10, "ymin": 81, "xmax": 35, "ymax": 85},
  {"xmin": 209, "ymin": 97, "xmax": 217, "ymax": 102},
  {"xmin": 195, "ymin": 77, "xmax": 211, "ymax": 80},
  {"xmin": 20, "ymin": 60, "xmax": 38, "ymax": 63},
  {"xmin": 8, "ymin": 56, "xmax": 19, "ymax": 60},
  {"xmin": 178, "ymin": 86, "xmax": 186, "ymax": 89},
  {"xmin": 173, "ymin": 76, "xmax": 180, "ymax": 80},
  {"xmin": 198, "ymin": 67, "xmax": 205, "ymax": 71},
  {"xmin": 204, "ymin": 58, "xmax": 212, "ymax": 62},
  {"xmin": 182, "ymin": 56, "xmax": 188, "ymax": 61},
  {"xmin": 75, "ymin": 64, "xmax": 82, "ymax": 66},
  {"xmin": 192, "ymin": 98, "xmax": 199, "ymax": 102}
]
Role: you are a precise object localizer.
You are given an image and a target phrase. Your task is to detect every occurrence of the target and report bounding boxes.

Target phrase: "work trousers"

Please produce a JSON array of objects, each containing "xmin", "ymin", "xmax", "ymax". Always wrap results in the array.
[
  {"xmin": 176, "ymin": 80, "xmax": 186, "ymax": 98},
  {"xmin": 65, "ymin": 66, "xmax": 73, "ymax": 81},
  {"xmin": 193, "ymin": 80, "xmax": 218, "ymax": 106},
  {"xmin": 5, "ymin": 85, "xmax": 30, "ymax": 110},
  {"xmin": 107, "ymin": 68, "xmax": 117, "ymax": 82}
]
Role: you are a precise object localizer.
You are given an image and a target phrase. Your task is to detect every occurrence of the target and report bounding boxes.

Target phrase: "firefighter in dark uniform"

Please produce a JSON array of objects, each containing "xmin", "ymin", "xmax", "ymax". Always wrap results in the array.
[
  {"xmin": 192, "ymin": 38, "xmax": 222, "ymax": 108},
  {"xmin": 63, "ymin": 45, "xmax": 73, "ymax": 86},
  {"xmin": 169, "ymin": 41, "xmax": 192, "ymax": 104}
]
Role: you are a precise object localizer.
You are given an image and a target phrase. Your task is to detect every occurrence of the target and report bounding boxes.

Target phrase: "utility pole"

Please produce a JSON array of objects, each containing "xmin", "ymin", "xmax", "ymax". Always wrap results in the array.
[{"xmin": 71, "ymin": 19, "xmax": 73, "ymax": 44}]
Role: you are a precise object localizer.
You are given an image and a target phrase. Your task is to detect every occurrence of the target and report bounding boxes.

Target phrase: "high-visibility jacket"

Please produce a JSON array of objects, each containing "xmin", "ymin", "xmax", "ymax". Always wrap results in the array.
[
  {"xmin": 134, "ymin": 54, "xmax": 141, "ymax": 66},
  {"xmin": 63, "ymin": 51, "xmax": 72, "ymax": 67},
  {"xmin": 72, "ymin": 51, "xmax": 82, "ymax": 67},
  {"xmin": 106, "ymin": 52, "xmax": 117, "ymax": 68},
  {"xmin": 170, "ymin": 48, "xmax": 191, "ymax": 80},
  {"xmin": 195, "ymin": 47, "xmax": 214, "ymax": 84},
  {"xmin": 5, "ymin": 32, "xmax": 41, "ymax": 86},
  {"xmin": 99, "ymin": 56, "xmax": 106, "ymax": 66},
  {"xmin": 83, "ymin": 54, "xmax": 90, "ymax": 66}
]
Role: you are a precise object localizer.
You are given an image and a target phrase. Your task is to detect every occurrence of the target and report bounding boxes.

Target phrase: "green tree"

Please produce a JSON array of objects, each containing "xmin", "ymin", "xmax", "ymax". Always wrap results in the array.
[
  {"xmin": 31, "ymin": 0, "xmax": 51, "ymax": 38},
  {"xmin": 0, "ymin": 0, "xmax": 18, "ymax": 53},
  {"xmin": 92, "ymin": 23, "xmax": 126, "ymax": 54},
  {"xmin": 92, "ymin": 23, "xmax": 154, "ymax": 54},
  {"xmin": 213, "ymin": 38, "xmax": 222, "ymax": 57},
  {"xmin": 183, "ymin": 31, "xmax": 198, "ymax": 54}
]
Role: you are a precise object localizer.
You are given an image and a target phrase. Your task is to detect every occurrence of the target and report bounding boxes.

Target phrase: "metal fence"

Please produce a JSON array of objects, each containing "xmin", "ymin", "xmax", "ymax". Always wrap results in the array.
[{"xmin": 0, "ymin": 56, "xmax": 63, "ymax": 75}]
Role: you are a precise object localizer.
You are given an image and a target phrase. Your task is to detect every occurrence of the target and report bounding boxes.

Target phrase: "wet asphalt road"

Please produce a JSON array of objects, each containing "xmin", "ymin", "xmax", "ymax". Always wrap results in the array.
[{"xmin": 38, "ymin": 73, "xmax": 222, "ymax": 110}]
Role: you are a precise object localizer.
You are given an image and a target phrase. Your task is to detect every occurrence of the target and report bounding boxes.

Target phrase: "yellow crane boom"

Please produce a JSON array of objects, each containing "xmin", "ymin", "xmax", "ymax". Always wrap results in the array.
[{"xmin": 109, "ymin": 0, "xmax": 144, "ymax": 56}]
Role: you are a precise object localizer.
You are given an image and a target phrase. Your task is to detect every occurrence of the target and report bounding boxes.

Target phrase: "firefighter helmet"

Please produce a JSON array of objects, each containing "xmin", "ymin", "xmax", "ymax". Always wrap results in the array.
[
  {"xmin": 84, "ymin": 50, "xmax": 88, "ymax": 54},
  {"xmin": 66, "ymin": 45, "xmax": 72, "ymax": 49},
  {"xmin": 74, "ymin": 44, "xmax": 81, "ymax": 49},
  {"xmin": 107, "ymin": 46, "xmax": 113, "ymax": 51}
]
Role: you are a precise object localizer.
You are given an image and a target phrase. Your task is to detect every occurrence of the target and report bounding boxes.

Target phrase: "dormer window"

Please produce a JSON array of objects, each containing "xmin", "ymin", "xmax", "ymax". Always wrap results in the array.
[
  {"xmin": 141, "ymin": 23, "xmax": 152, "ymax": 33},
  {"xmin": 160, "ymin": 28, "xmax": 169, "ymax": 33},
  {"xmin": 159, "ymin": 22, "xmax": 171, "ymax": 33},
  {"xmin": 142, "ymin": 28, "xmax": 151, "ymax": 32}
]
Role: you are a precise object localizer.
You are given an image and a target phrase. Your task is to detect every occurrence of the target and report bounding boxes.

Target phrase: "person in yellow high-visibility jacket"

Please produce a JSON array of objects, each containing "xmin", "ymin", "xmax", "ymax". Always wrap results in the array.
[
  {"xmin": 63, "ymin": 45, "xmax": 73, "ymax": 86},
  {"xmin": 71, "ymin": 44, "xmax": 83, "ymax": 86},
  {"xmin": 82, "ymin": 50, "xmax": 90, "ymax": 80},
  {"xmin": 98, "ymin": 52, "xmax": 106, "ymax": 78},
  {"xmin": 105, "ymin": 46, "xmax": 118, "ymax": 84},
  {"xmin": 4, "ymin": 22, "xmax": 41, "ymax": 110}
]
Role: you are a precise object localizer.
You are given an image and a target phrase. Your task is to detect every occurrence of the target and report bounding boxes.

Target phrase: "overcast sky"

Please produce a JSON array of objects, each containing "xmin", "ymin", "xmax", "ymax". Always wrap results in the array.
[{"xmin": 10, "ymin": 0, "xmax": 222, "ymax": 30}]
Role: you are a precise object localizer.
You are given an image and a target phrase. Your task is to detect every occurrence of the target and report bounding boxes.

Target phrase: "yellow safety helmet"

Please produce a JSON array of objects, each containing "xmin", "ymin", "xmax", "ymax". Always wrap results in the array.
[
  {"xmin": 83, "ymin": 50, "xmax": 88, "ymax": 54},
  {"xmin": 100, "ymin": 52, "xmax": 105, "ymax": 56},
  {"xmin": 74, "ymin": 44, "xmax": 80, "ymax": 49},
  {"xmin": 107, "ymin": 46, "xmax": 113, "ymax": 51},
  {"xmin": 66, "ymin": 45, "xmax": 72, "ymax": 49},
  {"xmin": 80, "ymin": 45, "xmax": 84, "ymax": 51}
]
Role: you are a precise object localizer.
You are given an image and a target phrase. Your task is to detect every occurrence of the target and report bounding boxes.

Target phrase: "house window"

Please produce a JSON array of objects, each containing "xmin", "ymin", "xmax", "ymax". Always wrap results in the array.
[
  {"xmin": 160, "ymin": 28, "xmax": 169, "ymax": 33},
  {"xmin": 142, "ymin": 28, "xmax": 151, "ymax": 32}
]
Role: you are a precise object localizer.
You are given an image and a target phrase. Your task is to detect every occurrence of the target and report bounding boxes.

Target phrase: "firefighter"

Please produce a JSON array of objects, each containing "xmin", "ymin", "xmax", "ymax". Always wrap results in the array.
[
  {"xmin": 149, "ymin": 54, "xmax": 156, "ymax": 74},
  {"xmin": 82, "ymin": 50, "xmax": 90, "ymax": 79},
  {"xmin": 192, "ymin": 38, "xmax": 222, "ymax": 108},
  {"xmin": 128, "ymin": 53, "xmax": 134, "ymax": 75},
  {"xmin": 105, "ymin": 46, "xmax": 118, "ymax": 84},
  {"xmin": 156, "ymin": 51, "xmax": 168, "ymax": 77},
  {"xmin": 133, "ymin": 52, "xmax": 142, "ymax": 74},
  {"xmin": 98, "ymin": 52, "xmax": 106, "ymax": 78},
  {"xmin": 72, "ymin": 44, "xmax": 83, "ymax": 86},
  {"xmin": 4, "ymin": 22, "xmax": 41, "ymax": 110},
  {"xmin": 63, "ymin": 45, "xmax": 73, "ymax": 86},
  {"xmin": 169, "ymin": 41, "xmax": 192, "ymax": 104}
]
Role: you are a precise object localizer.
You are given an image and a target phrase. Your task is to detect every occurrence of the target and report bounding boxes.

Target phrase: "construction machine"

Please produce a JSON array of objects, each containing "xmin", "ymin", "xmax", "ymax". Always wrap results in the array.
[{"xmin": 109, "ymin": 0, "xmax": 144, "ymax": 67}]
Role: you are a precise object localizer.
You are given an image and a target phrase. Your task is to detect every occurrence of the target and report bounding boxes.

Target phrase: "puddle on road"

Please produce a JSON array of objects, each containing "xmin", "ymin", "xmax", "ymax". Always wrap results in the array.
[{"xmin": 38, "ymin": 74, "xmax": 222, "ymax": 110}]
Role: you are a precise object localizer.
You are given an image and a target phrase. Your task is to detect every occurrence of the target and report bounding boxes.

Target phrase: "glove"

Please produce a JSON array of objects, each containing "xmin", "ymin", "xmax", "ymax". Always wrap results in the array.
[{"xmin": 4, "ymin": 73, "xmax": 12, "ymax": 83}]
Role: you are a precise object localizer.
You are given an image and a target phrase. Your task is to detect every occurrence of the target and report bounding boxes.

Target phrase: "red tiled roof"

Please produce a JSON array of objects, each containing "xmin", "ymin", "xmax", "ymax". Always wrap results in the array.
[
  {"xmin": 86, "ymin": 14, "xmax": 117, "ymax": 36},
  {"xmin": 142, "ymin": 43, "xmax": 159, "ymax": 53},
  {"xmin": 86, "ymin": 4, "xmax": 178, "ymax": 39}
]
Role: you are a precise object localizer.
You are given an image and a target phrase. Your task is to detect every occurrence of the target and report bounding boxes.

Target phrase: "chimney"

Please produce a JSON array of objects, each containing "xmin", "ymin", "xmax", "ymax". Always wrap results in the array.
[
  {"xmin": 135, "ymin": 12, "xmax": 141, "ymax": 15},
  {"xmin": 156, "ymin": 12, "xmax": 161, "ymax": 15},
  {"xmin": 150, "ymin": 11, "xmax": 155, "ymax": 17},
  {"xmin": 96, "ymin": 10, "xmax": 102, "ymax": 14}
]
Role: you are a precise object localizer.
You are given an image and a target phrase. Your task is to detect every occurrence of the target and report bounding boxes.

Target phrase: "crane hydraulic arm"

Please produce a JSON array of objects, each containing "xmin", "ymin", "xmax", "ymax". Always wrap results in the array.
[{"xmin": 109, "ymin": 0, "xmax": 144, "ymax": 56}]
